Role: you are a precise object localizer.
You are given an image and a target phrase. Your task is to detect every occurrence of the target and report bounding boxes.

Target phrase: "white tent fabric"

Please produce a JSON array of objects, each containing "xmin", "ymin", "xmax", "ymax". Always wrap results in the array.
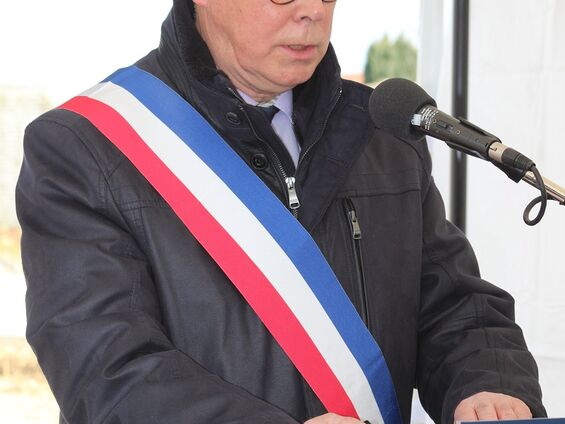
[{"xmin": 419, "ymin": 0, "xmax": 565, "ymax": 417}]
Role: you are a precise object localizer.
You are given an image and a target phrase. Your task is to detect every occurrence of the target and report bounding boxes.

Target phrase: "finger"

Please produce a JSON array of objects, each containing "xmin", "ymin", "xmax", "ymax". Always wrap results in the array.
[
  {"xmin": 494, "ymin": 400, "xmax": 518, "ymax": 420},
  {"xmin": 511, "ymin": 399, "xmax": 533, "ymax": 419},
  {"xmin": 474, "ymin": 400, "xmax": 498, "ymax": 421},
  {"xmin": 494, "ymin": 395, "xmax": 533, "ymax": 420},
  {"xmin": 453, "ymin": 402, "xmax": 479, "ymax": 423}
]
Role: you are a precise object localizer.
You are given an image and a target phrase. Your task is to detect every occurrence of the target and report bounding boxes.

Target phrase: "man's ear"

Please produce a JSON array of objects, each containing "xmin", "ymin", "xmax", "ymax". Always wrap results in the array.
[{"xmin": 192, "ymin": 0, "xmax": 208, "ymax": 7}]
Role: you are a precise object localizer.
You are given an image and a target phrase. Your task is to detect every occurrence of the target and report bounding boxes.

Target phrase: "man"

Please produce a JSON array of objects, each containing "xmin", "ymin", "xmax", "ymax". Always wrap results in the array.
[{"xmin": 16, "ymin": 1, "xmax": 544, "ymax": 423}]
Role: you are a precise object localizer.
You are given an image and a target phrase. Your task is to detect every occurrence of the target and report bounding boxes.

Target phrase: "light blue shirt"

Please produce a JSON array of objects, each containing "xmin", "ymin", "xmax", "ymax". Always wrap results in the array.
[{"xmin": 238, "ymin": 89, "xmax": 301, "ymax": 168}]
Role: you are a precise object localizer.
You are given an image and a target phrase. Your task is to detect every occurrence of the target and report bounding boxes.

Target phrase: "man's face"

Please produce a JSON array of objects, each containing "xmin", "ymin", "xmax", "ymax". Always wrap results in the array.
[{"xmin": 194, "ymin": 0, "xmax": 336, "ymax": 101}]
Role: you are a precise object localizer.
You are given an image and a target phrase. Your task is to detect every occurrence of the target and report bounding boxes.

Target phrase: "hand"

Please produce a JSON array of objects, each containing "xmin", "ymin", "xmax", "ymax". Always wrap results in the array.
[
  {"xmin": 304, "ymin": 412, "xmax": 364, "ymax": 424},
  {"xmin": 454, "ymin": 391, "xmax": 533, "ymax": 422}
]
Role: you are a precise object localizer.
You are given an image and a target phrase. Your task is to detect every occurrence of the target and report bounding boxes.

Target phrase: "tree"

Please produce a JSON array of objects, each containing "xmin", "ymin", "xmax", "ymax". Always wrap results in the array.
[{"xmin": 364, "ymin": 35, "xmax": 418, "ymax": 84}]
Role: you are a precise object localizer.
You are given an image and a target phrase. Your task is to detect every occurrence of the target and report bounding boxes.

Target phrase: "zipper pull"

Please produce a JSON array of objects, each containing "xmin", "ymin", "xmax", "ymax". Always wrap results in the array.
[
  {"xmin": 285, "ymin": 177, "xmax": 300, "ymax": 211},
  {"xmin": 345, "ymin": 199, "xmax": 362, "ymax": 239}
]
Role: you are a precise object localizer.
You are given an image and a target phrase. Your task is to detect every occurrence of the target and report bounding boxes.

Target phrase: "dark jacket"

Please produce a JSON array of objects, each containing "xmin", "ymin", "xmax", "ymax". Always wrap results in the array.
[{"xmin": 16, "ymin": 1, "xmax": 544, "ymax": 423}]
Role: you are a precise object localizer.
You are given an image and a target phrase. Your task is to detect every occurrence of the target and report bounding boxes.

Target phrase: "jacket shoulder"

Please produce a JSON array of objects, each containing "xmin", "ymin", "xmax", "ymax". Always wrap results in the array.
[
  {"xmin": 340, "ymin": 78, "xmax": 372, "ymax": 108},
  {"xmin": 25, "ymin": 107, "xmax": 127, "ymax": 179}
]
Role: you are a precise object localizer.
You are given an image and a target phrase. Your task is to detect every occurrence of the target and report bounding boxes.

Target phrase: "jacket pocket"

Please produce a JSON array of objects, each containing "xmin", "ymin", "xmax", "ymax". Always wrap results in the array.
[{"xmin": 343, "ymin": 197, "xmax": 371, "ymax": 332}]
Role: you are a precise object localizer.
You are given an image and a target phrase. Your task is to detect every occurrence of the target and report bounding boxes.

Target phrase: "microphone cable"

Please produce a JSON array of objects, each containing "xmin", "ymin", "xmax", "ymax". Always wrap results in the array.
[{"xmin": 523, "ymin": 165, "xmax": 548, "ymax": 226}]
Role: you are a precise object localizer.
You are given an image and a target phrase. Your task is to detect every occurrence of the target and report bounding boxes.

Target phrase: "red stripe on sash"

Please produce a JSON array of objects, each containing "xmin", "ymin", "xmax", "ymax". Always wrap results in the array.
[{"xmin": 60, "ymin": 95, "xmax": 359, "ymax": 418}]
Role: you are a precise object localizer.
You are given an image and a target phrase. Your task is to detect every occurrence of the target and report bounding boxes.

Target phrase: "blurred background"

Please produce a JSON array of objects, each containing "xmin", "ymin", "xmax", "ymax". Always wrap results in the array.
[{"xmin": 0, "ymin": 0, "xmax": 563, "ymax": 422}]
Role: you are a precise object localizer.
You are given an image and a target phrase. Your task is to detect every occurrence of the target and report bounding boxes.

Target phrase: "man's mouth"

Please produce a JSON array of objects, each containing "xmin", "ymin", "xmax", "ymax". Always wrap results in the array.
[
  {"xmin": 287, "ymin": 45, "xmax": 310, "ymax": 51},
  {"xmin": 280, "ymin": 44, "xmax": 318, "ymax": 60}
]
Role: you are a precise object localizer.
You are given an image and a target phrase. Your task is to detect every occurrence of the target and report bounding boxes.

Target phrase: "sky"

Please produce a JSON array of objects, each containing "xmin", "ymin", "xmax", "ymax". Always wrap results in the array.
[{"xmin": 0, "ymin": 0, "xmax": 420, "ymax": 102}]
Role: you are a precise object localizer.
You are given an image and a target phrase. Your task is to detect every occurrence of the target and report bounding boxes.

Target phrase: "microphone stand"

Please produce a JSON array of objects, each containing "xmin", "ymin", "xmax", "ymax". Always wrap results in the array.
[{"xmin": 522, "ymin": 171, "xmax": 565, "ymax": 205}]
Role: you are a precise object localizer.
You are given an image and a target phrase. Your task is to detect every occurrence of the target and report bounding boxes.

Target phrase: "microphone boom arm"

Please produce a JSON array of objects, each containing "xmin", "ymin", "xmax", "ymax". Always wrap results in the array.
[{"xmin": 413, "ymin": 106, "xmax": 565, "ymax": 206}]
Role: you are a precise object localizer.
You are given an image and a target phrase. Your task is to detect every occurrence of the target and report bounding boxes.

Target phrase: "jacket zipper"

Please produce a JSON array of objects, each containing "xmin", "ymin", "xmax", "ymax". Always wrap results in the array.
[
  {"xmin": 288, "ymin": 86, "xmax": 341, "ymax": 218},
  {"xmin": 296, "ymin": 87, "xmax": 343, "ymax": 170},
  {"xmin": 229, "ymin": 89, "xmax": 300, "ymax": 216},
  {"xmin": 228, "ymin": 86, "xmax": 342, "ymax": 217},
  {"xmin": 343, "ymin": 198, "xmax": 371, "ymax": 330},
  {"xmin": 244, "ymin": 110, "xmax": 299, "ymax": 217},
  {"xmin": 285, "ymin": 177, "xmax": 300, "ymax": 211}
]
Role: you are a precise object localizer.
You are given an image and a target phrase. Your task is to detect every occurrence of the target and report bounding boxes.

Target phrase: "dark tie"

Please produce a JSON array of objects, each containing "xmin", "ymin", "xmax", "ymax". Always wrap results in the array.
[
  {"xmin": 256, "ymin": 104, "xmax": 279, "ymax": 122},
  {"xmin": 255, "ymin": 104, "xmax": 300, "ymax": 166}
]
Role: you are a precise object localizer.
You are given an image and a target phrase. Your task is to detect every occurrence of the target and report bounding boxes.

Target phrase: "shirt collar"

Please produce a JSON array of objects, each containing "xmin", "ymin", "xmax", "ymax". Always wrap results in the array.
[{"xmin": 237, "ymin": 89, "xmax": 294, "ymax": 121}]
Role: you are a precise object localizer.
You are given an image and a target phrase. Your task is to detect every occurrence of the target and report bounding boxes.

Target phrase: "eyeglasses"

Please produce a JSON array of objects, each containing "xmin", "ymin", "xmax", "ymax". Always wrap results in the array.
[{"xmin": 271, "ymin": 0, "xmax": 337, "ymax": 4}]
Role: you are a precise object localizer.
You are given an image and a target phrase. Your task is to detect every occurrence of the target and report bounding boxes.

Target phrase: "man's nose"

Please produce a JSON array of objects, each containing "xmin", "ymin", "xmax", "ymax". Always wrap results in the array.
[{"xmin": 292, "ymin": 0, "xmax": 328, "ymax": 22}]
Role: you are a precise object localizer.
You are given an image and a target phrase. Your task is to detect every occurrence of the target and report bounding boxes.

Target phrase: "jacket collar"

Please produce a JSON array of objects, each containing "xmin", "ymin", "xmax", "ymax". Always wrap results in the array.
[{"xmin": 158, "ymin": 0, "xmax": 343, "ymax": 145}]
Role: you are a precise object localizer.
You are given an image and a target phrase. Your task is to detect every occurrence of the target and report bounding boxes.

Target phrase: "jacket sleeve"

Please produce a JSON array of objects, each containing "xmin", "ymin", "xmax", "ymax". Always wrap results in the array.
[
  {"xmin": 16, "ymin": 114, "xmax": 299, "ymax": 424},
  {"xmin": 415, "ymin": 146, "xmax": 546, "ymax": 424}
]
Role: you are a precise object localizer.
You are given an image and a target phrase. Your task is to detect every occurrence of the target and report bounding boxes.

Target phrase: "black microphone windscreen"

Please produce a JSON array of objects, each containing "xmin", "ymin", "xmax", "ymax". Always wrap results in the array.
[{"xmin": 369, "ymin": 78, "xmax": 436, "ymax": 142}]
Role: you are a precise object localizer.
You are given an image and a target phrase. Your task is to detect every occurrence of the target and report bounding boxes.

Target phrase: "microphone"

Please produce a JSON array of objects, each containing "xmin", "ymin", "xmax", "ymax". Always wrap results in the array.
[
  {"xmin": 368, "ymin": 78, "xmax": 535, "ymax": 173},
  {"xmin": 368, "ymin": 77, "xmax": 565, "ymax": 226}
]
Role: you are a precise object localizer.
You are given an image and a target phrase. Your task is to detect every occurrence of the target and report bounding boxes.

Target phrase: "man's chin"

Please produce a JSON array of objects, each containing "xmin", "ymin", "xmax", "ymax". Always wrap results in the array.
[{"xmin": 276, "ymin": 67, "xmax": 318, "ymax": 90}]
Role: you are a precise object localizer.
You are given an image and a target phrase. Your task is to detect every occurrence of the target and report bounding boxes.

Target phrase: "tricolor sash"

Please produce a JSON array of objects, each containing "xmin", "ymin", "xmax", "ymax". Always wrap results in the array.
[{"xmin": 59, "ymin": 66, "xmax": 402, "ymax": 424}]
